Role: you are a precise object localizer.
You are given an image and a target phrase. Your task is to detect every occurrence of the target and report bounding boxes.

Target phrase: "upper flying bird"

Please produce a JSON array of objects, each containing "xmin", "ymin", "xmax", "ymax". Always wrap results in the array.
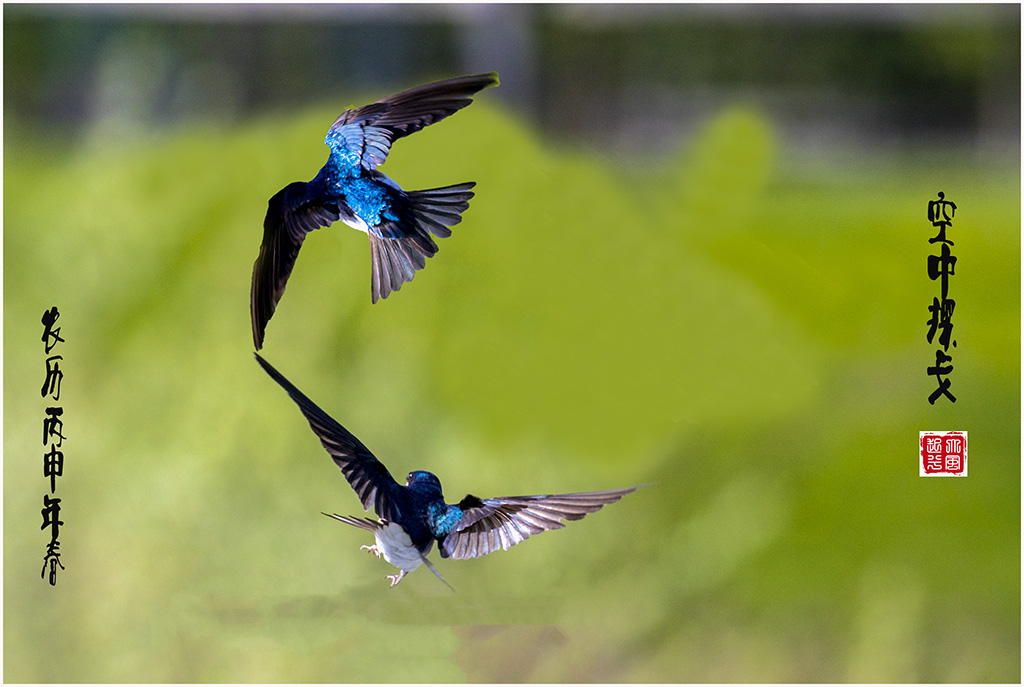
[
  {"xmin": 250, "ymin": 72, "xmax": 499, "ymax": 350},
  {"xmin": 255, "ymin": 353, "xmax": 644, "ymax": 590}
]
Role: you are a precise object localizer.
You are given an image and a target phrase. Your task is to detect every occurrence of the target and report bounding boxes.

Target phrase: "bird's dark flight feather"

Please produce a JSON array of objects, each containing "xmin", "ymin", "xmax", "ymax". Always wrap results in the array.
[
  {"xmin": 440, "ymin": 486, "xmax": 642, "ymax": 560},
  {"xmin": 250, "ymin": 182, "xmax": 341, "ymax": 349},
  {"xmin": 321, "ymin": 513, "xmax": 380, "ymax": 532},
  {"xmin": 330, "ymin": 73, "xmax": 499, "ymax": 169},
  {"xmin": 254, "ymin": 354, "xmax": 402, "ymax": 522}
]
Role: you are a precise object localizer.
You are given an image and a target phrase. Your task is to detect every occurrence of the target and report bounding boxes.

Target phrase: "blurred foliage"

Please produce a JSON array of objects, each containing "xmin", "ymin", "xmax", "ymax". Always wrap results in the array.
[
  {"xmin": 3, "ymin": 91, "xmax": 1020, "ymax": 683},
  {"xmin": 4, "ymin": 5, "xmax": 1020, "ymax": 157},
  {"xmin": 535, "ymin": 5, "xmax": 1020, "ymax": 145}
]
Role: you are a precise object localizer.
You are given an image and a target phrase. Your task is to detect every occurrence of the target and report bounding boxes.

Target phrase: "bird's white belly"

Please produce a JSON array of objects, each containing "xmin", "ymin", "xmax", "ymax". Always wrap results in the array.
[
  {"xmin": 341, "ymin": 217, "xmax": 370, "ymax": 234},
  {"xmin": 375, "ymin": 522, "xmax": 423, "ymax": 573}
]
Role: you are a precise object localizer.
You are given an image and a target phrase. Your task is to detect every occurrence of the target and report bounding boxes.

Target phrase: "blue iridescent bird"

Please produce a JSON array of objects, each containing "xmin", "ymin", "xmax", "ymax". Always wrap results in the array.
[
  {"xmin": 255, "ymin": 353, "xmax": 643, "ymax": 590},
  {"xmin": 250, "ymin": 72, "xmax": 499, "ymax": 350}
]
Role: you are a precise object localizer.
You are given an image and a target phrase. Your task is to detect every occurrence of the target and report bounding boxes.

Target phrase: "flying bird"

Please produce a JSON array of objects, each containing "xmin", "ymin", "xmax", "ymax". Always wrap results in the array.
[
  {"xmin": 255, "ymin": 353, "xmax": 643, "ymax": 590},
  {"xmin": 251, "ymin": 72, "xmax": 499, "ymax": 350}
]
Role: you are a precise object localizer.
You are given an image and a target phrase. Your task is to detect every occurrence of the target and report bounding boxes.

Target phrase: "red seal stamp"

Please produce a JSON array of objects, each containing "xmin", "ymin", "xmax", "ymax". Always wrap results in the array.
[{"xmin": 920, "ymin": 431, "xmax": 967, "ymax": 476}]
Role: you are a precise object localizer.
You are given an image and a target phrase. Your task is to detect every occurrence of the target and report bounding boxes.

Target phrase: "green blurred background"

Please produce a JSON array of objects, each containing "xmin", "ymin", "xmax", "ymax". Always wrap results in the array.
[{"xmin": 4, "ymin": 4, "xmax": 1020, "ymax": 683}]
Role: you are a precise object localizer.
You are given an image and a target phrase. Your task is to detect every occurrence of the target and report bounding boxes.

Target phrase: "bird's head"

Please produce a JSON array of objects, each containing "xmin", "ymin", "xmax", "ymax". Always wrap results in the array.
[{"xmin": 406, "ymin": 470, "xmax": 444, "ymax": 495}]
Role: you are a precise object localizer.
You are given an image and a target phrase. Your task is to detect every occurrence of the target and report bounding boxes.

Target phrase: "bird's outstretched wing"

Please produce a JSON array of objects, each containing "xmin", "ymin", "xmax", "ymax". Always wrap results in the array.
[
  {"xmin": 250, "ymin": 182, "xmax": 341, "ymax": 349},
  {"xmin": 255, "ymin": 354, "xmax": 403, "ymax": 521},
  {"xmin": 440, "ymin": 486, "xmax": 643, "ymax": 560},
  {"xmin": 327, "ymin": 72, "xmax": 499, "ymax": 172}
]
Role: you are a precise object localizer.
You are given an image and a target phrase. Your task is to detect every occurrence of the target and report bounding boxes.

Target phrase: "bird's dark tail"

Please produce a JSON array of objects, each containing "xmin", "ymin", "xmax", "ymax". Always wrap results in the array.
[
  {"xmin": 369, "ymin": 182, "xmax": 476, "ymax": 303},
  {"xmin": 419, "ymin": 552, "xmax": 456, "ymax": 592}
]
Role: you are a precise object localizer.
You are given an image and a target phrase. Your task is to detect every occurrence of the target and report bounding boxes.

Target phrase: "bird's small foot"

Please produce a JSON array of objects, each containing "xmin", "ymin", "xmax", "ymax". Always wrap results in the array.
[
  {"xmin": 386, "ymin": 571, "xmax": 406, "ymax": 588},
  {"xmin": 361, "ymin": 544, "xmax": 382, "ymax": 558}
]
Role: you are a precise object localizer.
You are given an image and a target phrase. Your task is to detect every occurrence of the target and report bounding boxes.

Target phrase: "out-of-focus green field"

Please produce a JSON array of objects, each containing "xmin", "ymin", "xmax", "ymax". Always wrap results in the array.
[{"xmin": 4, "ymin": 99, "xmax": 1019, "ymax": 682}]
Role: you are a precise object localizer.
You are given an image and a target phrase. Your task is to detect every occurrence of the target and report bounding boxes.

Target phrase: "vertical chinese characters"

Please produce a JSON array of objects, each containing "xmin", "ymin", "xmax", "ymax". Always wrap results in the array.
[
  {"xmin": 926, "ymin": 192, "xmax": 957, "ymax": 404},
  {"xmin": 40, "ymin": 306, "xmax": 66, "ymax": 585}
]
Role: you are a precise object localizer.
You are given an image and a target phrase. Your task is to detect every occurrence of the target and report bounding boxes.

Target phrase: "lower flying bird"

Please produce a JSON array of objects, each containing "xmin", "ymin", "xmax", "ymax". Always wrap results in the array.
[
  {"xmin": 250, "ymin": 72, "xmax": 499, "ymax": 350},
  {"xmin": 255, "ymin": 353, "xmax": 643, "ymax": 590}
]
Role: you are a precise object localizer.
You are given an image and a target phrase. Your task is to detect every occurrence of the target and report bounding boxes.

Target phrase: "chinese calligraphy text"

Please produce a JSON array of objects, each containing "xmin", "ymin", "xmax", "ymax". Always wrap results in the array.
[
  {"xmin": 40, "ymin": 306, "xmax": 66, "ymax": 584},
  {"xmin": 926, "ymin": 192, "xmax": 958, "ymax": 404}
]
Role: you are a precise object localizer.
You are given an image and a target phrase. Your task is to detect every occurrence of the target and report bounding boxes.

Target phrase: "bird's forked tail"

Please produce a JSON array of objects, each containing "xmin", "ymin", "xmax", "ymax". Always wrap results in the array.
[{"xmin": 369, "ymin": 182, "xmax": 476, "ymax": 303}]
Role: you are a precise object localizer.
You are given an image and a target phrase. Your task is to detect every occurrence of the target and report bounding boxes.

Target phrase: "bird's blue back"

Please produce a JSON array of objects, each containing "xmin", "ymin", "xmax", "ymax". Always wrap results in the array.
[
  {"xmin": 310, "ymin": 143, "xmax": 400, "ymax": 230},
  {"xmin": 399, "ymin": 472, "xmax": 464, "ymax": 547}
]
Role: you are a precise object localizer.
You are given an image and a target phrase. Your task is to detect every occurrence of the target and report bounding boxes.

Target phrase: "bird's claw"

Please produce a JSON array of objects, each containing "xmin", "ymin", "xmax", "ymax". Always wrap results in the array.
[
  {"xmin": 360, "ymin": 544, "xmax": 381, "ymax": 558},
  {"xmin": 386, "ymin": 571, "xmax": 406, "ymax": 589}
]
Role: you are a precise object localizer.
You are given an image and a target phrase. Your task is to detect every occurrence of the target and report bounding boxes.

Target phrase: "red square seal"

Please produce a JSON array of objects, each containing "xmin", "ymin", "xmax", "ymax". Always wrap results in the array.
[{"xmin": 920, "ymin": 431, "xmax": 967, "ymax": 476}]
